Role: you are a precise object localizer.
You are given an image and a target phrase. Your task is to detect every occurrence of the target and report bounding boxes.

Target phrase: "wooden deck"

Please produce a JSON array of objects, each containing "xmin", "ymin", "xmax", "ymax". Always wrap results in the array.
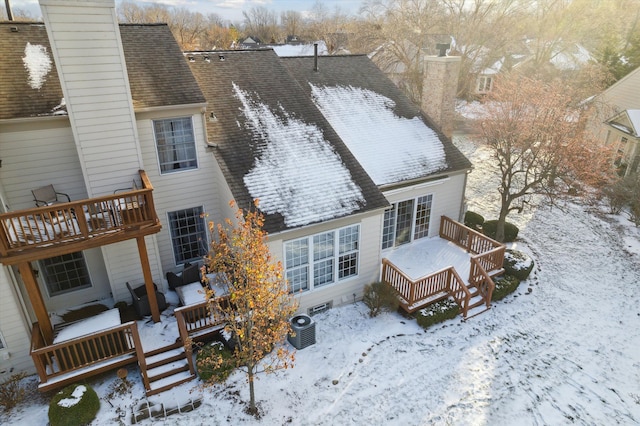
[
  {"xmin": 382, "ymin": 216, "xmax": 505, "ymax": 317},
  {"xmin": 31, "ymin": 300, "xmax": 227, "ymax": 395},
  {"xmin": 0, "ymin": 170, "xmax": 161, "ymax": 266}
]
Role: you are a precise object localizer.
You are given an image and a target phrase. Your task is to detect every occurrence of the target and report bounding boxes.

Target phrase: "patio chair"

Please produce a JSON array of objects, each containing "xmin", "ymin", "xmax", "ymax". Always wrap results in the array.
[
  {"xmin": 126, "ymin": 282, "xmax": 167, "ymax": 318},
  {"xmin": 32, "ymin": 184, "xmax": 71, "ymax": 207}
]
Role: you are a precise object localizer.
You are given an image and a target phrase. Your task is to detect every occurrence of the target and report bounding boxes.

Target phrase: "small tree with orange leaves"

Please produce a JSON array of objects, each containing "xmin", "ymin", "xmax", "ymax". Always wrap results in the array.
[
  {"xmin": 477, "ymin": 75, "xmax": 615, "ymax": 241},
  {"xmin": 202, "ymin": 200, "xmax": 297, "ymax": 416}
]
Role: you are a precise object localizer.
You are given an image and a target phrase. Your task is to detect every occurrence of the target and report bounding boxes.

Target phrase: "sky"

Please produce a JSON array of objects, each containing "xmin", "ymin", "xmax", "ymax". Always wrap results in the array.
[{"xmin": 5, "ymin": 0, "xmax": 366, "ymax": 23}]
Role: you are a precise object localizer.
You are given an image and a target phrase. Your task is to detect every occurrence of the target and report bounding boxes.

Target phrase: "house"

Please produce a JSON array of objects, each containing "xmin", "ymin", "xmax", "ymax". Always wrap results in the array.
[
  {"xmin": 591, "ymin": 66, "xmax": 640, "ymax": 177},
  {"xmin": 0, "ymin": 0, "xmax": 489, "ymax": 393}
]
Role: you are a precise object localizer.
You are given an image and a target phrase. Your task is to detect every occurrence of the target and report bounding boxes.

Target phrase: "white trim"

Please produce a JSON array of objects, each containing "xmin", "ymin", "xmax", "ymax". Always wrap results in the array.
[
  {"xmin": 382, "ymin": 177, "xmax": 449, "ymax": 197},
  {"xmin": 152, "ymin": 115, "xmax": 200, "ymax": 176}
]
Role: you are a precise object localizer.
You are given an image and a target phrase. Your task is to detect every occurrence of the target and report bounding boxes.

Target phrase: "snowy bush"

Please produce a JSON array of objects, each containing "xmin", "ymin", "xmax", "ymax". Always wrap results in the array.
[
  {"xmin": 464, "ymin": 210, "xmax": 484, "ymax": 230},
  {"xmin": 363, "ymin": 282, "xmax": 399, "ymax": 317},
  {"xmin": 0, "ymin": 372, "xmax": 28, "ymax": 413},
  {"xmin": 48, "ymin": 383, "xmax": 99, "ymax": 426},
  {"xmin": 482, "ymin": 220, "xmax": 519, "ymax": 242},
  {"xmin": 415, "ymin": 299, "xmax": 459, "ymax": 329},
  {"xmin": 196, "ymin": 341, "xmax": 236, "ymax": 383},
  {"xmin": 492, "ymin": 275, "xmax": 521, "ymax": 301},
  {"xmin": 503, "ymin": 249, "xmax": 534, "ymax": 280}
]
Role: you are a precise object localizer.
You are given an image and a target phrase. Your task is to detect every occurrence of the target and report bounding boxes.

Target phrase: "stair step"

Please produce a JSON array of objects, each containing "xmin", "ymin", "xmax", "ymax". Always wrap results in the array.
[
  {"xmin": 144, "ymin": 342, "xmax": 182, "ymax": 358},
  {"xmin": 146, "ymin": 347, "xmax": 186, "ymax": 369},
  {"xmin": 147, "ymin": 360, "xmax": 190, "ymax": 381},
  {"xmin": 468, "ymin": 298, "xmax": 487, "ymax": 310},
  {"xmin": 147, "ymin": 371, "xmax": 196, "ymax": 396},
  {"xmin": 463, "ymin": 305, "xmax": 491, "ymax": 321}
]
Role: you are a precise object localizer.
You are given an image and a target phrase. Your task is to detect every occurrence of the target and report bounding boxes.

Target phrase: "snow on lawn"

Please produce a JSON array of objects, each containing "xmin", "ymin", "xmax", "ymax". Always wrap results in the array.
[{"xmin": 3, "ymin": 137, "xmax": 640, "ymax": 425}]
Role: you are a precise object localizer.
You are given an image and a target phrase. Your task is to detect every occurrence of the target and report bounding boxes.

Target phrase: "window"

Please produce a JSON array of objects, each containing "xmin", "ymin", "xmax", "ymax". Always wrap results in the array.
[
  {"xmin": 382, "ymin": 194, "xmax": 434, "ymax": 249},
  {"xmin": 154, "ymin": 117, "xmax": 197, "ymax": 174},
  {"xmin": 477, "ymin": 76, "xmax": 493, "ymax": 93},
  {"xmin": 285, "ymin": 225, "xmax": 360, "ymax": 293},
  {"xmin": 168, "ymin": 207, "xmax": 207, "ymax": 265},
  {"xmin": 0, "ymin": 331, "xmax": 6, "ymax": 350},
  {"xmin": 41, "ymin": 252, "xmax": 91, "ymax": 296}
]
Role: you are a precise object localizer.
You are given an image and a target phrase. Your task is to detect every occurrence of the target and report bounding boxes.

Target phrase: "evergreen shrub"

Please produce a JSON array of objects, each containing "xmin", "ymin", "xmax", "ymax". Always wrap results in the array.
[
  {"xmin": 492, "ymin": 275, "xmax": 521, "ymax": 301},
  {"xmin": 415, "ymin": 299, "xmax": 460, "ymax": 329},
  {"xmin": 464, "ymin": 210, "xmax": 485, "ymax": 230},
  {"xmin": 482, "ymin": 220, "xmax": 519, "ymax": 242},
  {"xmin": 196, "ymin": 341, "xmax": 235, "ymax": 383},
  {"xmin": 503, "ymin": 249, "xmax": 534, "ymax": 280},
  {"xmin": 48, "ymin": 383, "xmax": 99, "ymax": 426}
]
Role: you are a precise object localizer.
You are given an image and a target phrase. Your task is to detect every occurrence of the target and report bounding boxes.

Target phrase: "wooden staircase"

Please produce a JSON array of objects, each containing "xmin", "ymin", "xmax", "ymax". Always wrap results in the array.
[
  {"xmin": 463, "ymin": 282, "xmax": 491, "ymax": 320},
  {"xmin": 140, "ymin": 342, "xmax": 196, "ymax": 396}
]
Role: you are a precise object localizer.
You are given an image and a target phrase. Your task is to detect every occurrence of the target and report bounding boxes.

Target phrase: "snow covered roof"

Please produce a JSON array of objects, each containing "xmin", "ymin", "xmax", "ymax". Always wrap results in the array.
[
  {"xmin": 282, "ymin": 55, "xmax": 472, "ymax": 187},
  {"xmin": 187, "ymin": 50, "xmax": 388, "ymax": 233},
  {"xmin": 272, "ymin": 41, "xmax": 328, "ymax": 57},
  {"xmin": 0, "ymin": 22, "xmax": 205, "ymax": 120}
]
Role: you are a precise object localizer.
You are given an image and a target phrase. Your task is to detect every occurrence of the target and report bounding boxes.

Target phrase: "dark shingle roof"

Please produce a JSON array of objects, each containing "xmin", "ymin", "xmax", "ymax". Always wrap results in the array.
[
  {"xmin": 281, "ymin": 55, "xmax": 472, "ymax": 182},
  {"xmin": 186, "ymin": 49, "xmax": 389, "ymax": 234},
  {"xmin": 0, "ymin": 22, "xmax": 205, "ymax": 120}
]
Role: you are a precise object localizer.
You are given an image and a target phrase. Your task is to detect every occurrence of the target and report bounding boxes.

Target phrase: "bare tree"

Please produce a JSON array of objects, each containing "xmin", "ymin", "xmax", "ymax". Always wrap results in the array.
[
  {"xmin": 281, "ymin": 10, "xmax": 303, "ymax": 39},
  {"xmin": 242, "ymin": 6, "xmax": 281, "ymax": 43},
  {"xmin": 477, "ymin": 75, "xmax": 614, "ymax": 241}
]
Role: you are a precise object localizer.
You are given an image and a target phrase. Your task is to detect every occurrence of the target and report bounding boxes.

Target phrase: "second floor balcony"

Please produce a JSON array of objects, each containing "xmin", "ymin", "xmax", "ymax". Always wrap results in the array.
[{"xmin": 0, "ymin": 170, "xmax": 161, "ymax": 265}]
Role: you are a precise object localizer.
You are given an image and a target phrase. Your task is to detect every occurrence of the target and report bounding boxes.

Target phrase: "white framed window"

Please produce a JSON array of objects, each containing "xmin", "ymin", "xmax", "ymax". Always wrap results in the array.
[
  {"xmin": 477, "ymin": 76, "xmax": 493, "ymax": 93},
  {"xmin": 154, "ymin": 117, "xmax": 198, "ymax": 174},
  {"xmin": 382, "ymin": 194, "xmax": 434, "ymax": 249},
  {"xmin": 614, "ymin": 136, "xmax": 628, "ymax": 167},
  {"xmin": 285, "ymin": 224, "xmax": 360, "ymax": 293},
  {"xmin": 40, "ymin": 252, "xmax": 92, "ymax": 297},
  {"xmin": 168, "ymin": 206, "xmax": 208, "ymax": 265}
]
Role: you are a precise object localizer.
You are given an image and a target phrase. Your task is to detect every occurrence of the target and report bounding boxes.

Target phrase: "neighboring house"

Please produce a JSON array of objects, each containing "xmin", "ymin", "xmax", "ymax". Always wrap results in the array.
[
  {"xmin": 590, "ymin": 66, "xmax": 640, "ymax": 177},
  {"xmin": 0, "ymin": 0, "xmax": 473, "ymax": 392}
]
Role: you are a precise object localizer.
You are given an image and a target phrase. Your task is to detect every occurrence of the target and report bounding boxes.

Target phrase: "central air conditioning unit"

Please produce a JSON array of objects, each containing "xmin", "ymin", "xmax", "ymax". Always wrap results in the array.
[{"xmin": 287, "ymin": 314, "xmax": 316, "ymax": 350}]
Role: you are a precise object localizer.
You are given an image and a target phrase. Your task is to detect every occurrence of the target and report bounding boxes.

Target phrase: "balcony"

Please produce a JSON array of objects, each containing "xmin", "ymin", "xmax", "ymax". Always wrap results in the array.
[{"xmin": 0, "ymin": 170, "xmax": 161, "ymax": 265}]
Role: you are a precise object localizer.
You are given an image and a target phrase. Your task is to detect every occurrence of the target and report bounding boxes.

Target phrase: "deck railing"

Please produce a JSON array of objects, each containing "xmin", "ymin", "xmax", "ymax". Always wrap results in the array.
[
  {"xmin": 439, "ymin": 215, "xmax": 503, "ymax": 255},
  {"xmin": 439, "ymin": 215, "xmax": 505, "ymax": 309},
  {"xmin": 30, "ymin": 321, "xmax": 141, "ymax": 391},
  {"xmin": 381, "ymin": 259, "xmax": 471, "ymax": 316},
  {"xmin": 0, "ymin": 170, "xmax": 159, "ymax": 262}
]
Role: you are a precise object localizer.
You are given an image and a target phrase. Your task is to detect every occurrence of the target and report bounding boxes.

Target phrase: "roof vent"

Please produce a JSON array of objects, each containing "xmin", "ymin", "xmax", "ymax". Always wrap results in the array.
[
  {"xmin": 219, "ymin": 54, "xmax": 225, "ymax": 61},
  {"xmin": 187, "ymin": 56, "xmax": 195, "ymax": 62},
  {"xmin": 203, "ymin": 55, "xmax": 210, "ymax": 63},
  {"xmin": 10, "ymin": 27, "xmax": 18, "ymax": 32}
]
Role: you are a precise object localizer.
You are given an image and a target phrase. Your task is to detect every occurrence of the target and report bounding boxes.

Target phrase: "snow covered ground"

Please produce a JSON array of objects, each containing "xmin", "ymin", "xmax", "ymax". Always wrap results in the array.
[{"xmin": 3, "ymin": 136, "xmax": 640, "ymax": 425}]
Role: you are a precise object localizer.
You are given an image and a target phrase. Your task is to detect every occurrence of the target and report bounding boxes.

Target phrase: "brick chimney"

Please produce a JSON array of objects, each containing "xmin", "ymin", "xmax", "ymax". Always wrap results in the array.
[
  {"xmin": 421, "ymin": 45, "xmax": 460, "ymax": 139},
  {"xmin": 38, "ymin": 0, "xmax": 143, "ymax": 196}
]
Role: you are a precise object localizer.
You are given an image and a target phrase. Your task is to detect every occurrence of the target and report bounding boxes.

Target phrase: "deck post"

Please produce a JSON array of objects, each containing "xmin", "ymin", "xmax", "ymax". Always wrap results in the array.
[
  {"xmin": 136, "ymin": 236, "xmax": 160, "ymax": 322},
  {"xmin": 18, "ymin": 262, "xmax": 53, "ymax": 344}
]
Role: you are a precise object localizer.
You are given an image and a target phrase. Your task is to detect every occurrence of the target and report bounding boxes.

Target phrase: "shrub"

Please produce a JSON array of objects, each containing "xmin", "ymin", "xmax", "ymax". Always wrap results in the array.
[
  {"xmin": 503, "ymin": 249, "xmax": 534, "ymax": 280},
  {"xmin": 482, "ymin": 220, "xmax": 519, "ymax": 242},
  {"xmin": 196, "ymin": 341, "xmax": 236, "ymax": 383},
  {"xmin": 492, "ymin": 275, "xmax": 521, "ymax": 301},
  {"xmin": 0, "ymin": 372, "xmax": 28, "ymax": 413},
  {"xmin": 464, "ymin": 210, "xmax": 485, "ymax": 230},
  {"xmin": 362, "ymin": 282, "xmax": 399, "ymax": 317},
  {"xmin": 48, "ymin": 383, "xmax": 100, "ymax": 426},
  {"xmin": 415, "ymin": 299, "xmax": 460, "ymax": 329}
]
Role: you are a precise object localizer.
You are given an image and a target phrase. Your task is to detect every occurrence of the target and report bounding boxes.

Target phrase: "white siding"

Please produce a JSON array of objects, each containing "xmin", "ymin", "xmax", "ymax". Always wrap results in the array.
[
  {"xmin": 269, "ymin": 211, "xmax": 385, "ymax": 314},
  {"xmin": 136, "ymin": 109, "xmax": 221, "ymax": 275},
  {"xmin": 0, "ymin": 120, "xmax": 86, "ymax": 210},
  {"xmin": 601, "ymin": 67, "xmax": 640, "ymax": 113},
  {"xmin": 383, "ymin": 172, "xmax": 467, "ymax": 238},
  {"xmin": 40, "ymin": 0, "xmax": 143, "ymax": 196},
  {"xmin": 0, "ymin": 267, "xmax": 34, "ymax": 376}
]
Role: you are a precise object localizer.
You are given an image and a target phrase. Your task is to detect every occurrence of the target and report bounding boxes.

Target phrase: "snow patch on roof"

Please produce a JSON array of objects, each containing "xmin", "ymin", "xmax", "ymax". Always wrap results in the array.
[
  {"xmin": 311, "ymin": 84, "xmax": 448, "ymax": 186},
  {"xmin": 272, "ymin": 41, "xmax": 328, "ymax": 57},
  {"xmin": 235, "ymin": 83, "xmax": 365, "ymax": 227},
  {"xmin": 22, "ymin": 42, "xmax": 52, "ymax": 90}
]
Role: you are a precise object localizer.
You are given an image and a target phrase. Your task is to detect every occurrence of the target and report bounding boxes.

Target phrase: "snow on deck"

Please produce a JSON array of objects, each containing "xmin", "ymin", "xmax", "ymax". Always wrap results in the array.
[
  {"xmin": 311, "ymin": 84, "xmax": 448, "ymax": 186},
  {"xmin": 236, "ymin": 83, "xmax": 365, "ymax": 227},
  {"xmin": 384, "ymin": 237, "xmax": 472, "ymax": 283}
]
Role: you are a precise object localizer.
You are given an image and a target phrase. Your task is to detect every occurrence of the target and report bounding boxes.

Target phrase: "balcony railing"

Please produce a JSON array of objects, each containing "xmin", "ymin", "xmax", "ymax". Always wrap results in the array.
[{"xmin": 0, "ymin": 170, "xmax": 160, "ymax": 264}]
